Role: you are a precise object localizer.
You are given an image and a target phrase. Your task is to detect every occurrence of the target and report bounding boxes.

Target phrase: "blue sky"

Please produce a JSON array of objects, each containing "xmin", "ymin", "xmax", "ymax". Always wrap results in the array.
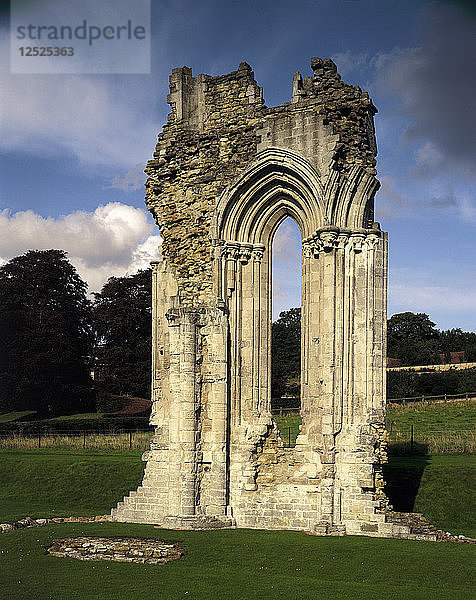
[{"xmin": 1, "ymin": 0, "xmax": 475, "ymax": 331}]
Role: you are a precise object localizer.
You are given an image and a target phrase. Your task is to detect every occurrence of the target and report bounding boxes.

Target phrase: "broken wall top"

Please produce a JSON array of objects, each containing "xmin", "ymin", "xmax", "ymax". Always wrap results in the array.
[{"xmin": 145, "ymin": 58, "xmax": 380, "ymax": 305}]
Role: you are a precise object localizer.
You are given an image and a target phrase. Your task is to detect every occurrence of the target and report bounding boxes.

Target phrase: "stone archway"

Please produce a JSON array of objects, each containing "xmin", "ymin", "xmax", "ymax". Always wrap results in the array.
[{"xmin": 112, "ymin": 58, "xmax": 395, "ymax": 537}]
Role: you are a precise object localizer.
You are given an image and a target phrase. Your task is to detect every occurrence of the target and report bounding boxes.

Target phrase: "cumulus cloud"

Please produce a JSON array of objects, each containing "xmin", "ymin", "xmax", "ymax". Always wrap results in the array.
[
  {"xmin": 391, "ymin": 282, "xmax": 476, "ymax": 314},
  {"xmin": 389, "ymin": 261, "xmax": 476, "ymax": 330},
  {"xmin": 430, "ymin": 192, "xmax": 457, "ymax": 208},
  {"xmin": 376, "ymin": 175, "xmax": 468, "ymax": 219},
  {"xmin": 0, "ymin": 203, "xmax": 161, "ymax": 292},
  {"xmin": 273, "ymin": 218, "xmax": 302, "ymax": 263},
  {"xmin": 375, "ymin": 175, "xmax": 415, "ymax": 219},
  {"xmin": 331, "ymin": 51, "xmax": 370, "ymax": 79},
  {"xmin": 459, "ymin": 196, "xmax": 476, "ymax": 223},
  {"xmin": 411, "ymin": 142, "xmax": 445, "ymax": 179},
  {"xmin": 0, "ymin": 16, "xmax": 161, "ymax": 175},
  {"xmin": 374, "ymin": 2, "xmax": 476, "ymax": 179}
]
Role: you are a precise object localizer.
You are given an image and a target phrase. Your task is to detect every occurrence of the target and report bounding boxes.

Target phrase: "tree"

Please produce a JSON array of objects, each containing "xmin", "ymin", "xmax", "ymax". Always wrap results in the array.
[
  {"xmin": 0, "ymin": 250, "xmax": 93, "ymax": 416},
  {"xmin": 271, "ymin": 307, "xmax": 301, "ymax": 401},
  {"xmin": 387, "ymin": 312, "xmax": 441, "ymax": 366},
  {"xmin": 92, "ymin": 269, "xmax": 152, "ymax": 401},
  {"xmin": 438, "ymin": 328, "xmax": 476, "ymax": 362}
]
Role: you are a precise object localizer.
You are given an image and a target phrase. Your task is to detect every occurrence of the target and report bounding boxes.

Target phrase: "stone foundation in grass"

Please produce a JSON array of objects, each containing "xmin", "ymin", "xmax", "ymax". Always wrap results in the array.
[{"xmin": 47, "ymin": 536, "xmax": 185, "ymax": 564}]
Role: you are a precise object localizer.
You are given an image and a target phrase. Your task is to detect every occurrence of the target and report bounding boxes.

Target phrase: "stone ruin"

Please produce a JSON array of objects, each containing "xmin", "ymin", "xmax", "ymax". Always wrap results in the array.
[
  {"xmin": 112, "ymin": 57, "xmax": 400, "ymax": 537},
  {"xmin": 48, "ymin": 537, "xmax": 185, "ymax": 565}
]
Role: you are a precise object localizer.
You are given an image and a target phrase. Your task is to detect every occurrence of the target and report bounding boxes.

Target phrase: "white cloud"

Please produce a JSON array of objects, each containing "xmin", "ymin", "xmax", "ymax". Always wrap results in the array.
[
  {"xmin": 331, "ymin": 51, "xmax": 370, "ymax": 79},
  {"xmin": 0, "ymin": 203, "xmax": 161, "ymax": 292},
  {"xmin": 375, "ymin": 175, "xmax": 414, "ymax": 219},
  {"xmin": 273, "ymin": 218, "xmax": 302, "ymax": 263},
  {"xmin": 459, "ymin": 197, "xmax": 476, "ymax": 223},
  {"xmin": 389, "ymin": 263, "xmax": 476, "ymax": 331},
  {"xmin": 411, "ymin": 142, "xmax": 445, "ymax": 178},
  {"xmin": 107, "ymin": 163, "xmax": 146, "ymax": 192},
  {"xmin": 0, "ymin": 23, "xmax": 161, "ymax": 175},
  {"xmin": 391, "ymin": 282, "xmax": 476, "ymax": 314},
  {"xmin": 272, "ymin": 218, "xmax": 302, "ymax": 317}
]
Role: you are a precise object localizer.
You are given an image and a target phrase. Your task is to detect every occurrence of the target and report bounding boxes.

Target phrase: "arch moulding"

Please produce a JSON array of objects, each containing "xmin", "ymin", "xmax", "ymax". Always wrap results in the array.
[{"xmin": 111, "ymin": 58, "xmax": 401, "ymax": 539}]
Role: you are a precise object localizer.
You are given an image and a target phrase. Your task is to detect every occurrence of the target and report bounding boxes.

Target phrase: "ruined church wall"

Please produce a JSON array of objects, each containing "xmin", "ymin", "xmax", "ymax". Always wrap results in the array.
[{"xmin": 112, "ymin": 58, "xmax": 393, "ymax": 538}]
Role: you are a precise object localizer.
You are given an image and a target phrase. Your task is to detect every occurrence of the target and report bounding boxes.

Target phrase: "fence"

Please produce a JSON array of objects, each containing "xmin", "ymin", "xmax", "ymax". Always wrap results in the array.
[
  {"xmin": 387, "ymin": 391, "xmax": 475, "ymax": 406},
  {"xmin": 272, "ymin": 392, "xmax": 476, "ymax": 411},
  {"xmin": 0, "ymin": 429, "xmax": 154, "ymax": 451},
  {"xmin": 387, "ymin": 424, "xmax": 475, "ymax": 454}
]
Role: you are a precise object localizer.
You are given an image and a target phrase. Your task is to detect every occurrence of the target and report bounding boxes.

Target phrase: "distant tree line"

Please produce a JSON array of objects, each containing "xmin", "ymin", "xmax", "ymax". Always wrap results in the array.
[
  {"xmin": 271, "ymin": 308, "xmax": 476, "ymax": 401},
  {"xmin": 0, "ymin": 250, "xmax": 151, "ymax": 417},
  {"xmin": 1, "ymin": 251, "xmax": 475, "ymax": 417},
  {"xmin": 387, "ymin": 312, "xmax": 476, "ymax": 366}
]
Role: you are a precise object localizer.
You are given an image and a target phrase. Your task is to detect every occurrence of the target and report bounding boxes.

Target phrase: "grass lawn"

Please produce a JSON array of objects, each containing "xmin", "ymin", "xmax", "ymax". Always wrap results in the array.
[
  {"xmin": 1, "ymin": 522, "xmax": 475, "ymax": 600},
  {"xmin": 386, "ymin": 398, "xmax": 475, "ymax": 431},
  {"xmin": 41, "ymin": 412, "xmax": 104, "ymax": 421},
  {"xmin": 0, "ymin": 410, "xmax": 37, "ymax": 423},
  {"xmin": 0, "ymin": 449, "xmax": 145, "ymax": 522},
  {"xmin": 0, "ymin": 449, "xmax": 474, "ymax": 599},
  {"xmin": 384, "ymin": 454, "xmax": 476, "ymax": 538},
  {"xmin": 275, "ymin": 400, "xmax": 475, "ymax": 453},
  {"xmin": 274, "ymin": 413, "xmax": 301, "ymax": 446}
]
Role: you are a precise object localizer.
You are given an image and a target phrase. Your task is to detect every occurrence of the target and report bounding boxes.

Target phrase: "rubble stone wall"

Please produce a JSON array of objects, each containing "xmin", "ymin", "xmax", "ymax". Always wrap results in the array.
[{"xmin": 112, "ymin": 58, "xmax": 397, "ymax": 538}]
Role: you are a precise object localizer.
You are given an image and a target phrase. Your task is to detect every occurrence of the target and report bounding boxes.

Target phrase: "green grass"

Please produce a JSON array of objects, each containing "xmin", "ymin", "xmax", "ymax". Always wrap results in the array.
[
  {"xmin": 1, "ymin": 522, "xmax": 475, "ymax": 600},
  {"xmin": 386, "ymin": 399, "xmax": 475, "ymax": 432},
  {"xmin": 40, "ymin": 412, "xmax": 104, "ymax": 421},
  {"xmin": 0, "ymin": 449, "xmax": 474, "ymax": 599},
  {"xmin": 384, "ymin": 454, "xmax": 476, "ymax": 538},
  {"xmin": 0, "ymin": 449, "xmax": 145, "ymax": 522},
  {"xmin": 275, "ymin": 401, "xmax": 476, "ymax": 452},
  {"xmin": 274, "ymin": 413, "xmax": 301, "ymax": 446},
  {"xmin": 0, "ymin": 410, "xmax": 37, "ymax": 423}
]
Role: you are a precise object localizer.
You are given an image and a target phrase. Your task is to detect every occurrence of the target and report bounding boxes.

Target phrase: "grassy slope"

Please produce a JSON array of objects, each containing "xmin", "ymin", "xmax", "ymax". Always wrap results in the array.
[
  {"xmin": 0, "ymin": 449, "xmax": 145, "ymax": 522},
  {"xmin": 0, "ymin": 450, "xmax": 474, "ymax": 600},
  {"xmin": 276, "ymin": 399, "xmax": 475, "ymax": 438},
  {"xmin": 384, "ymin": 455, "xmax": 476, "ymax": 538},
  {"xmin": 0, "ymin": 411, "xmax": 36, "ymax": 423},
  {"xmin": 386, "ymin": 399, "xmax": 475, "ymax": 431},
  {"xmin": 1, "ymin": 523, "xmax": 475, "ymax": 600},
  {"xmin": 0, "ymin": 450, "xmax": 474, "ymax": 537},
  {"xmin": 274, "ymin": 413, "xmax": 301, "ymax": 445}
]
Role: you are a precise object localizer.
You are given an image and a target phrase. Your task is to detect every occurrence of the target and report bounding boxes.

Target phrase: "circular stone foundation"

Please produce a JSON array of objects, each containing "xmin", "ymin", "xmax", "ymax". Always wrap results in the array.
[{"xmin": 47, "ymin": 536, "xmax": 185, "ymax": 564}]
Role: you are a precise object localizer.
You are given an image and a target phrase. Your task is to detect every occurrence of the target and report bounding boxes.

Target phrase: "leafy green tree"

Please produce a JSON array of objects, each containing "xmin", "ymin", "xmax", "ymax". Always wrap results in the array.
[
  {"xmin": 0, "ymin": 250, "xmax": 93, "ymax": 416},
  {"xmin": 387, "ymin": 312, "xmax": 441, "ymax": 366},
  {"xmin": 271, "ymin": 307, "xmax": 301, "ymax": 402},
  {"xmin": 438, "ymin": 328, "xmax": 476, "ymax": 362},
  {"xmin": 92, "ymin": 269, "xmax": 152, "ymax": 401}
]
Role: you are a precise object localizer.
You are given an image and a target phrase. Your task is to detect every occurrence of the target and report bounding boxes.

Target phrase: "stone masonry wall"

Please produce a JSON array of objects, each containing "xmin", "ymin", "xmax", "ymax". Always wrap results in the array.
[{"xmin": 112, "ymin": 58, "xmax": 395, "ymax": 539}]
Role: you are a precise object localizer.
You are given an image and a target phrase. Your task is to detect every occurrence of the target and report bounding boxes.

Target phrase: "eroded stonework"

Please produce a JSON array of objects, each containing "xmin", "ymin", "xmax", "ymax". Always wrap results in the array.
[
  {"xmin": 47, "ymin": 537, "xmax": 185, "ymax": 564},
  {"xmin": 112, "ymin": 58, "xmax": 397, "ymax": 537}
]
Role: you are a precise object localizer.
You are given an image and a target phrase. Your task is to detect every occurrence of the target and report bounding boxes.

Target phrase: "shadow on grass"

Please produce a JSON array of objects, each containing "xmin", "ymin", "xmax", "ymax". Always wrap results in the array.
[{"xmin": 383, "ymin": 443, "xmax": 430, "ymax": 512}]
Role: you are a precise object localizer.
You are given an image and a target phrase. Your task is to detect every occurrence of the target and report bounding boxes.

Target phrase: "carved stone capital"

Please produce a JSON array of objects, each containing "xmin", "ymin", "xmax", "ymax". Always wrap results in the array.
[
  {"xmin": 305, "ymin": 227, "xmax": 381, "ymax": 256},
  {"xmin": 238, "ymin": 245, "xmax": 253, "ymax": 264},
  {"xmin": 221, "ymin": 242, "xmax": 264, "ymax": 265},
  {"xmin": 252, "ymin": 246, "xmax": 264, "ymax": 263},
  {"xmin": 302, "ymin": 239, "xmax": 321, "ymax": 259},
  {"xmin": 348, "ymin": 233, "xmax": 366, "ymax": 253},
  {"xmin": 365, "ymin": 234, "xmax": 380, "ymax": 250}
]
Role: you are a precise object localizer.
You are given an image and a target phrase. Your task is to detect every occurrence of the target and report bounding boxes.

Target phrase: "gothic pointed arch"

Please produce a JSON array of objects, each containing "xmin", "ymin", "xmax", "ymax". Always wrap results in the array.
[{"xmin": 215, "ymin": 148, "xmax": 325, "ymax": 244}]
